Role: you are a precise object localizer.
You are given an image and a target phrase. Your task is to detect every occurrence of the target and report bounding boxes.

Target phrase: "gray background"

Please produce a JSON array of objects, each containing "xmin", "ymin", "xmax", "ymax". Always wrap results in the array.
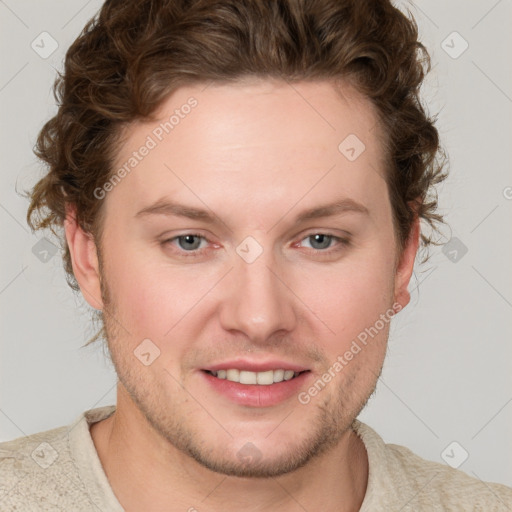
[{"xmin": 1, "ymin": 0, "xmax": 511, "ymax": 488}]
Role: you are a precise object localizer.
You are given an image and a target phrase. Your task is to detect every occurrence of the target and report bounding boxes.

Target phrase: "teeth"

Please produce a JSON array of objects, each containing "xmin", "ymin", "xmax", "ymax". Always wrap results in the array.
[
  {"xmin": 239, "ymin": 370, "xmax": 257, "ymax": 385},
  {"xmin": 273, "ymin": 369, "xmax": 284, "ymax": 383},
  {"xmin": 210, "ymin": 369, "xmax": 300, "ymax": 385},
  {"xmin": 226, "ymin": 369, "xmax": 239, "ymax": 381},
  {"xmin": 256, "ymin": 370, "xmax": 274, "ymax": 385},
  {"xmin": 284, "ymin": 370, "xmax": 295, "ymax": 381}
]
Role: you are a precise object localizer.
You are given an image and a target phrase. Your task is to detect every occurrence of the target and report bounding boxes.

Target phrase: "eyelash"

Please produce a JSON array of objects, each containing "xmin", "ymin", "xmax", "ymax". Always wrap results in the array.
[{"xmin": 161, "ymin": 232, "xmax": 351, "ymax": 259}]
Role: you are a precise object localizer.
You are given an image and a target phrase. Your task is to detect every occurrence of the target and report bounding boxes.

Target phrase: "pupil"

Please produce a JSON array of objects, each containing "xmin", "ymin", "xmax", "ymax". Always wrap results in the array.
[
  {"xmin": 311, "ymin": 234, "xmax": 331, "ymax": 250},
  {"xmin": 179, "ymin": 235, "xmax": 200, "ymax": 250}
]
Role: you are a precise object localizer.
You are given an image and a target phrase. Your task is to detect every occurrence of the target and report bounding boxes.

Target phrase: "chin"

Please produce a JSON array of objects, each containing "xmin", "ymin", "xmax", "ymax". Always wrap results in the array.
[{"xmin": 182, "ymin": 434, "xmax": 339, "ymax": 478}]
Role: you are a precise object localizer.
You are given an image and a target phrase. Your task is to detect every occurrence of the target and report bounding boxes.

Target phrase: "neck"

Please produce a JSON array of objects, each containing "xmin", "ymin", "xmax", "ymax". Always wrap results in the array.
[{"xmin": 90, "ymin": 388, "xmax": 368, "ymax": 512}]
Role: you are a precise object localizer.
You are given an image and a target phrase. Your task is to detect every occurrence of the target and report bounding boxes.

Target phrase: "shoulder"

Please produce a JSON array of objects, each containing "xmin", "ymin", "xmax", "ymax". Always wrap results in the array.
[
  {"xmin": 385, "ymin": 441, "xmax": 512, "ymax": 510},
  {"xmin": 353, "ymin": 420, "xmax": 512, "ymax": 511},
  {"xmin": 0, "ymin": 407, "xmax": 116, "ymax": 511}
]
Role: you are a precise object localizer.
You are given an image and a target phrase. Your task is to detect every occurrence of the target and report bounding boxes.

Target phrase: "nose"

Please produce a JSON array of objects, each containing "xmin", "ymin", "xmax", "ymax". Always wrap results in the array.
[{"xmin": 218, "ymin": 249, "xmax": 298, "ymax": 344}]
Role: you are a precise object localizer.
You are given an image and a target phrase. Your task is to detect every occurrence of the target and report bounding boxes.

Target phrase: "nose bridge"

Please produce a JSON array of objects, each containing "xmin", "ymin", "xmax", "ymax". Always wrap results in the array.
[{"xmin": 219, "ymin": 246, "xmax": 296, "ymax": 342}]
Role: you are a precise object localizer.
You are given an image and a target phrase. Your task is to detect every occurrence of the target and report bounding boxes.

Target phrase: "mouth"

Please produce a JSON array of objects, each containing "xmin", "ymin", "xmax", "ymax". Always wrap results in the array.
[
  {"xmin": 200, "ymin": 365, "xmax": 312, "ymax": 407},
  {"xmin": 203, "ymin": 368, "xmax": 308, "ymax": 385},
  {"xmin": 199, "ymin": 360, "xmax": 312, "ymax": 407}
]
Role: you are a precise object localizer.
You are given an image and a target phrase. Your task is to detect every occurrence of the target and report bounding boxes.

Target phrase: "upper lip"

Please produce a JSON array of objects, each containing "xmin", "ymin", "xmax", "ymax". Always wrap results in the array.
[{"xmin": 202, "ymin": 359, "xmax": 310, "ymax": 373}]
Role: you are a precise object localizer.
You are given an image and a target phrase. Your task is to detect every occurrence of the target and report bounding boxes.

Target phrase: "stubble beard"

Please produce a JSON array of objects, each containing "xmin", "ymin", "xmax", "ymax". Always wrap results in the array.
[{"xmin": 98, "ymin": 268, "xmax": 381, "ymax": 478}]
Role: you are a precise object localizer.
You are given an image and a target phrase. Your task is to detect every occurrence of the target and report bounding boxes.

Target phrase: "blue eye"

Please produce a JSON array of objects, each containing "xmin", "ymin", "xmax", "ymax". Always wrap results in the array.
[
  {"xmin": 176, "ymin": 234, "xmax": 204, "ymax": 251},
  {"xmin": 300, "ymin": 233, "xmax": 343, "ymax": 250},
  {"xmin": 161, "ymin": 232, "xmax": 350, "ymax": 261},
  {"xmin": 302, "ymin": 234, "xmax": 334, "ymax": 250},
  {"xmin": 164, "ymin": 234, "xmax": 209, "ymax": 254}
]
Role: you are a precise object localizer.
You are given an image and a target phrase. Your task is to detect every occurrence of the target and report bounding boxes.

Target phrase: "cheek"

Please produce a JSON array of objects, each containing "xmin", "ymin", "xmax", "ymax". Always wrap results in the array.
[
  {"xmin": 101, "ymin": 243, "xmax": 171, "ymax": 334},
  {"xmin": 296, "ymin": 250, "xmax": 396, "ymax": 351},
  {"xmin": 105, "ymin": 248, "xmax": 220, "ymax": 340}
]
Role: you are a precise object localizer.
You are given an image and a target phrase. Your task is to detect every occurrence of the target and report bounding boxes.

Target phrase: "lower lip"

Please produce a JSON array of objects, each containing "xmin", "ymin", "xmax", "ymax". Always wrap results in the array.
[{"xmin": 201, "ymin": 371, "xmax": 311, "ymax": 407}]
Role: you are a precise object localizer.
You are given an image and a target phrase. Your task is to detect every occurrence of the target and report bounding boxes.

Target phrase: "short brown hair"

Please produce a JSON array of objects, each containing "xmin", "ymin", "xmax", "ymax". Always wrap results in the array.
[{"xmin": 27, "ymin": 0, "xmax": 447, "ymax": 293}]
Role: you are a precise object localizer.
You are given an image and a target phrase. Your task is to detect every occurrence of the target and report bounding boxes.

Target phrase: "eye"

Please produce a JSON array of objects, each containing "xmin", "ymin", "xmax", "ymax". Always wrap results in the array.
[
  {"xmin": 161, "ymin": 232, "xmax": 349, "ymax": 260},
  {"xmin": 167, "ymin": 234, "xmax": 209, "ymax": 252},
  {"xmin": 299, "ymin": 233, "xmax": 338, "ymax": 250}
]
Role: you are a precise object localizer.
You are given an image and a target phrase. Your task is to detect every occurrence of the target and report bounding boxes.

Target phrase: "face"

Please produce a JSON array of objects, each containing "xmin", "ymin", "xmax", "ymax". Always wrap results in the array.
[{"xmin": 74, "ymin": 79, "xmax": 417, "ymax": 477}]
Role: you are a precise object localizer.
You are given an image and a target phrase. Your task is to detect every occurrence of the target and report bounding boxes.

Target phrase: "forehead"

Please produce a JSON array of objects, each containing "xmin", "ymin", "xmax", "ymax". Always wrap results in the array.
[
  {"xmin": 107, "ymin": 79, "xmax": 387, "ymax": 225},
  {"xmin": 147, "ymin": 78, "xmax": 381, "ymax": 161}
]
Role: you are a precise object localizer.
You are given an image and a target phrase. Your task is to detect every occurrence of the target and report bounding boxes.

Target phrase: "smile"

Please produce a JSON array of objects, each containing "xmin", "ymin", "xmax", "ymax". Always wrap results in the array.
[{"xmin": 205, "ymin": 369, "xmax": 304, "ymax": 385}]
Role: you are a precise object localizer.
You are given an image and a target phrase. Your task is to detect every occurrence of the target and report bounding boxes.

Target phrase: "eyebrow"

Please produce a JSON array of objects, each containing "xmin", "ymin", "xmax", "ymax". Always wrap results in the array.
[{"xmin": 135, "ymin": 197, "xmax": 369, "ymax": 225}]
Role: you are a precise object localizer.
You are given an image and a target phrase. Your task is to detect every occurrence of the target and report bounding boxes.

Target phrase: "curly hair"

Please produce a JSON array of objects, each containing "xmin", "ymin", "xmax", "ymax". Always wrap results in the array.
[{"xmin": 27, "ymin": 0, "xmax": 447, "ymax": 295}]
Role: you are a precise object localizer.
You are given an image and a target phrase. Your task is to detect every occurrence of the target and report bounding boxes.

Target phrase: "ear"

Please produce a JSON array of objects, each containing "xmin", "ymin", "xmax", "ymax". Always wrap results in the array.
[
  {"xmin": 393, "ymin": 213, "xmax": 420, "ymax": 311},
  {"xmin": 64, "ymin": 204, "xmax": 104, "ymax": 310}
]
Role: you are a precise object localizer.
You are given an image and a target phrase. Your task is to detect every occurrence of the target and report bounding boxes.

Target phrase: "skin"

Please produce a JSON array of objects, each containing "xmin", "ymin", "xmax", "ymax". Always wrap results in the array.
[{"xmin": 65, "ymin": 79, "xmax": 420, "ymax": 512}]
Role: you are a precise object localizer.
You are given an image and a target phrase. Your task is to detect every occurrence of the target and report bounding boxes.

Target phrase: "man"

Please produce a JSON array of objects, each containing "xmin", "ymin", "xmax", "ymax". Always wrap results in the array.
[{"xmin": 1, "ymin": 0, "xmax": 511, "ymax": 510}]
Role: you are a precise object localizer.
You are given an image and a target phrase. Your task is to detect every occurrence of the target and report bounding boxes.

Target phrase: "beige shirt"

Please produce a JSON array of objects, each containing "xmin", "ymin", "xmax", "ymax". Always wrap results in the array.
[{"xmin": 0, "ymin": 406, "xmax": 511, "ymax": 511}]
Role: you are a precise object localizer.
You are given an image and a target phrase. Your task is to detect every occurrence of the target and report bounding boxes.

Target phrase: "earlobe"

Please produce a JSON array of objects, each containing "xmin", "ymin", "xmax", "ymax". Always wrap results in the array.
[
  {"xmin": 393, "ymin": 215, "xmax": 420, "ymax": 311},
  {"xmin": 64, "ymin": 205, "xmax": 104, "ymax": 310}
]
